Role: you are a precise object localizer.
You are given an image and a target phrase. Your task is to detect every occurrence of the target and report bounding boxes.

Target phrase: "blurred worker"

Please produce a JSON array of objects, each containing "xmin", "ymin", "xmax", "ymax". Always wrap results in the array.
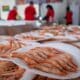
[
  {"xmin": 7, "ymin": 6, "xmax": 18, "ymax": 20},
  {"xmin": 65, "ymin": 6, "xmax": 73, "ymax": 25},
  {"xmin": 43, "ymin": 5, "xmax": 55, "ymax": 23},
  {"xmin": 24, "ymin": 1, "xmax": 36, "ymax": 20}
]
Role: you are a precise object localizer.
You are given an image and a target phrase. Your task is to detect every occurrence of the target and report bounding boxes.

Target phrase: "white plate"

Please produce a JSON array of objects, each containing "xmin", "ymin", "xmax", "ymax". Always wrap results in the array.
[
  {"xmin": 14, "ymin": 32, "xmax": 53, "ymax": 42},
  {"xmin": 1, "ymin": 42, "xmax": 80, "ymax": 79},
  {"xmin": 0, "ymin": 58, "xmax": 36, "ymax": 80},
  {"xmin": 41, "ymin": 32, "xmax": 78, "ymax": 41},
  {"xmin": 27, "ymin": 43, "xmax": 80, "ymax": 79}
]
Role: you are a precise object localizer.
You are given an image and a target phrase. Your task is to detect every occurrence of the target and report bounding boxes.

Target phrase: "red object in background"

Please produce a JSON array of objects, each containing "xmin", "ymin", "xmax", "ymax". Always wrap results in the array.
[
  {"xmin": 46, "ymin": 0, "xmax": 51, "ymax": 2},
  {"xmin": 16, "ymin": 0, "xmax": 25, "ymax": 4},
  {"xmin": 7, "ymin": 9, "xmax": 17, "ymax": 20},
  {"xmin": 66, "ymin": 11, "xmax": 73, "ymax": 24},
  {"xmin": 24, "ymin": 5, "xmax": 36, "ymax": 20},
  {"xmin": 46, "ymin": 8, "xmax": 55, "ymax": 22},
  {"xmin": 53, "ymin": 0, "xmax": 62, "ymax": 2}
]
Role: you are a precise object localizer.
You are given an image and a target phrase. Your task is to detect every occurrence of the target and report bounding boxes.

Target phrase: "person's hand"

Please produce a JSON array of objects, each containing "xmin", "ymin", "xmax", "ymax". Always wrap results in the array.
[{"xmin": 16, "ymin": 15, "xmax": 22, "ymax": 20}]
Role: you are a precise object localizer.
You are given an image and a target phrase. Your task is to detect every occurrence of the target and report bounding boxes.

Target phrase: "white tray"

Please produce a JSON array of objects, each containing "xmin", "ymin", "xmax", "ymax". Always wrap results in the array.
[{"xmin": 3, "ymin": 42, "xmax": 80, "ymax": 79}]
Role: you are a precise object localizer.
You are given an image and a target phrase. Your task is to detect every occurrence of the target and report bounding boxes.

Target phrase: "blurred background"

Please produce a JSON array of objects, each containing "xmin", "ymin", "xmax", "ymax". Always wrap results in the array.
[
  {"xmin": 0, "ymin": 0, "xmax": 80, "ymax": 35},
  {"xmin": 0, "ymin": 0, "xmax": 80, "ymax": 25}
]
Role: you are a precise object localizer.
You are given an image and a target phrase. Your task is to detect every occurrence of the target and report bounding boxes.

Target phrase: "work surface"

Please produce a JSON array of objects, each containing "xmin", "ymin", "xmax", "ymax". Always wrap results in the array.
[{"xmin": 0, "ymin": 21, "xmax": 40, "ymax": 35}]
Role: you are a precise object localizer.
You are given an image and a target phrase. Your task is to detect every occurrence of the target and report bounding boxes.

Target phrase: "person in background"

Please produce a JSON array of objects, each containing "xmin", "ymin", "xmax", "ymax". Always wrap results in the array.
[
  {"xmin": 7, "ymin": 6, "xmax": 18, "ymax": 20},
  {"xmin": 24, "ymin": 1, "xmax": 36, "ymax": 20},
  {"xmin": 43, "ymin": 5, "xmax": 55, "ymax": 23},
  {"xmin": 65, "ymin": 6, "xmax": 73, "ymax": 25}
]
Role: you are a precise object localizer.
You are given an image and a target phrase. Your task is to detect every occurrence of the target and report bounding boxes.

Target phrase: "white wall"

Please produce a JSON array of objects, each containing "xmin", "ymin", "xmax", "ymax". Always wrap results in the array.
[
  {"xmin": 67, "ymin": 0, "xmax": 80, "ymax": 5},
  {"xmin": 26, "ymin": 0, "xmax": 46, "ymax": 4},
  {"xmin": 70, "ymin": 4, "xmax": 79, "ymax": 25},
  {"xmin": 0, "ymin": 0, "xmax": 16, "ymax": 20},
  {"xmin": 41, "ymin": 2, "xmax": 67, "ymax": 23}
]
